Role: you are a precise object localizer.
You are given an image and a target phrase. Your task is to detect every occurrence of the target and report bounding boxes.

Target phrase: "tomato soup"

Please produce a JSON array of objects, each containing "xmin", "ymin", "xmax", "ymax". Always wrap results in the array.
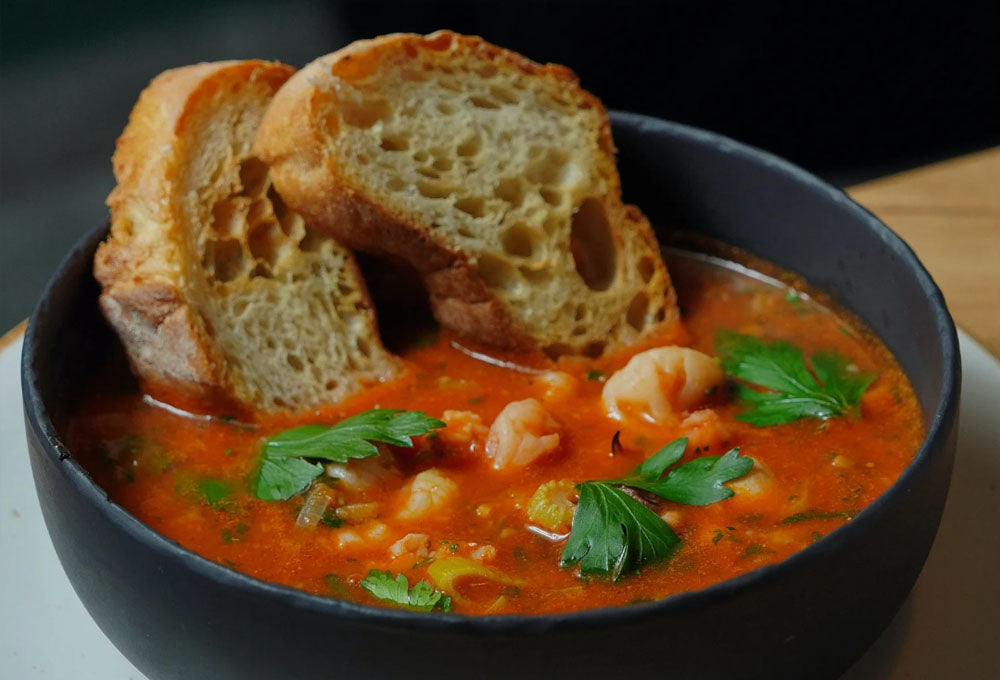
[{"xmin": 68, "ymin": 248, "xmax": 923, "ymax": 615}]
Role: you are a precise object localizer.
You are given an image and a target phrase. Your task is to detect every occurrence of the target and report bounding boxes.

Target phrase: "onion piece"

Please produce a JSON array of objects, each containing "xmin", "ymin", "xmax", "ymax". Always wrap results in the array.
[
  {"xmin": 296, "ymin": 484, "xmax": 333, "ymax": 528},
  {"xmin": 426, "ymin": 557, "xmax": 524, "ymax": 605}
]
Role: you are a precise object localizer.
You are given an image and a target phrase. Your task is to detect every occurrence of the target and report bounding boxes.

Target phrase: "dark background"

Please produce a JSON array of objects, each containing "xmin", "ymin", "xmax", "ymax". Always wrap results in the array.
[{"xmin": 2, "ymin": 0, "xmax": 998, "ymax": 331}]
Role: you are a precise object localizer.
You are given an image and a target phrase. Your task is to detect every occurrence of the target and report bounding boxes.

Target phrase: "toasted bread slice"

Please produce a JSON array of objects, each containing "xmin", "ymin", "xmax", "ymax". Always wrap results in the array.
[
  {"xmin": 255, "ymin": 31, "xmax": 679, "ymax": 359},
  {"xmin": 95, "ymin": 60, "xmax": 400, "ymax": 413}
]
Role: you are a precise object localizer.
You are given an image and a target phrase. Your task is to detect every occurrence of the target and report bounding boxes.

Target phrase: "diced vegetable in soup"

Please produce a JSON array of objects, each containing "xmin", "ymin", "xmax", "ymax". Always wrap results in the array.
[{"xmin": 69, "ymin": 249, "xmax": 923, "ymax": 615}]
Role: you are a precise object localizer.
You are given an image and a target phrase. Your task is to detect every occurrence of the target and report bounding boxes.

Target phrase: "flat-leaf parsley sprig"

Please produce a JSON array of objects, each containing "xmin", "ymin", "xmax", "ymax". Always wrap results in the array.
[
  {"xmin": 253, "ymin": 409, "xmax": 445, "ymax": 501},
  {"xmin": 560, "ymin": 437, "xmax": 753, "ymax": 581},
  {"xmin": 716, "ymin": 331, "xmax": 877, "ymax": 427},
  {"xmin": 361, "ymin": 569, "xmax": 452, "ymax": 612}
]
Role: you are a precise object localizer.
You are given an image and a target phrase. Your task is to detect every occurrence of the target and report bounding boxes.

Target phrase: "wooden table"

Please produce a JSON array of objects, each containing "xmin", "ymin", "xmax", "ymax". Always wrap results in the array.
[{"xmin": 848, "ymin": 146, "xmax": 1000, "ymax": 357}]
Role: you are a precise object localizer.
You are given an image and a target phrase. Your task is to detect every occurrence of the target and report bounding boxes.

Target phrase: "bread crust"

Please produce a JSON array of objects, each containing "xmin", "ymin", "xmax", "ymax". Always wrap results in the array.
[
  {"xmin": 255, "ymin": 31, "xmax": 676, "ymax": 355},
  {"xmin": 97, "ymin": 60, "xmax": 397, "ymax": 413},
  {"xmin": 255, "ymin": 39, "xmax": 531, "ymax": 348},
  {"xmin": 97, "ymin": 62, "xmax": 275, "ymax": 404}
]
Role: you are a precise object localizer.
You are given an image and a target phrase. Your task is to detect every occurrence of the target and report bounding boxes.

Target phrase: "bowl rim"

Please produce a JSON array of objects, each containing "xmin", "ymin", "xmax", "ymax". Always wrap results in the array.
[{"xmin": 21, "ymin": 111, "xmax": 961, "ymax": 634}]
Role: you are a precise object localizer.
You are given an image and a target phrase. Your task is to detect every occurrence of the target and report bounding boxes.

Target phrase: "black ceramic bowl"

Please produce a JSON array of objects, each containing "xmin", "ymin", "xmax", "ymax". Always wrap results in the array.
[{"xmin": 22, "ymin": 113, "xmax": 960, "ymax": 680}]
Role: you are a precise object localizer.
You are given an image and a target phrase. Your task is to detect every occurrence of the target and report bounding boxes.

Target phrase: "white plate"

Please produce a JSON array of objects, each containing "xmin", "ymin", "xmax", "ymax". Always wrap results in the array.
[{"xmin": 2, "ymin": 328, "xmax": 998, "ymax": 679}]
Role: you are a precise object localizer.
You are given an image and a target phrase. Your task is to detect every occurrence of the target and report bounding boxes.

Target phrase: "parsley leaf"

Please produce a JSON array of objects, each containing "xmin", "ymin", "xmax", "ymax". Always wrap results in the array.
[
  {"xmin": 622, "ymin": 437, "xmax": 687, "ymax": 481},
  {"xmin": 560, "ymin": 482, "xmax": 680, "ymax": 581},
  {"xmin": 253, "ymin": 409, "xmax": 445, "ymax": 501},
  {"xmin": 811, "ymin": 352, "xmax": 877, "ymax": 409},
  {"xmin": 254, "ymin": 456, "xmax": 325, "ymax": 502},
  {"xmin": 265, "ymin": 410, "xmax": 446, "ymax": 460},
  {"xmin": 716, "ymin": 331, "xmax": 876, "ymax": 426},
  {"xmin": 618, "ymin": 448, "xmax": 754, "ymax": 505},
  {"xmin": 731, "ymin": 384, "xmax": 841, "ymax": 426},
  {"xmin": 561, "ymin": 436, "xmax": 753, "ymax": 580},
  {"xmin": 360, "ymin": 569, "xmax": 452, "ymax": 612}
]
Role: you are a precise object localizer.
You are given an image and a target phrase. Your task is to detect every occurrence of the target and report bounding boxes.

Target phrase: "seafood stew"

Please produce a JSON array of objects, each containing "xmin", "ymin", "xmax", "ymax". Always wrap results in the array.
[{"xmin": 67, "ymin": 248, "xmax": 923, "ymax": 615}]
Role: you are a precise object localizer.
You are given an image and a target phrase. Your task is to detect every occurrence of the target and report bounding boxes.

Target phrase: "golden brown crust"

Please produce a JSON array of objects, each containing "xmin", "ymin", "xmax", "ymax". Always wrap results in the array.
[
  {"xmin": 101, "ymin": 59, "xmax": 402, "ymax": 413},
  {"xmin": 255, "ymin": 31, "xmax": 676, "ymax": 350},
  {"xmin": 98, "ymin": 62, "xmax": 269, "ymax": 400},
  {"xmin": 254, "ymin": 38, "xmax": 536, "ymax": 351},
  {"xmin": 256, "ymin": 31, "xmax": 674, "ymax": 356},
  {"xmin": 96, "ymin": 62, "xmax": 285, "ymax": 408}
]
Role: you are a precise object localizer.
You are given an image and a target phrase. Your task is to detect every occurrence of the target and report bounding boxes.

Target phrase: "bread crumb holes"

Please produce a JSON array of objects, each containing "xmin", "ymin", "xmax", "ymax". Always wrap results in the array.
[{"xmin": 569, "ymin": 198, "xmax": 617, "ymax": 291}]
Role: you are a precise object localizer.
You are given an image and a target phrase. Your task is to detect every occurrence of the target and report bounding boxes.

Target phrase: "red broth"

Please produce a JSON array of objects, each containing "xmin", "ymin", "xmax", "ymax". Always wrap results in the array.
[{"xmin": 68, "ymin": 249, "xmax": 923, "ymax": 615}]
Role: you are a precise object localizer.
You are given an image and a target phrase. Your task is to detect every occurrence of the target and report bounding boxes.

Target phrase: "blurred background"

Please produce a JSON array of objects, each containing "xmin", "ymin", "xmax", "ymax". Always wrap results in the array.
[{"xmin": 2, "ymin": 0, "xmax": 998, "ymax": 330}]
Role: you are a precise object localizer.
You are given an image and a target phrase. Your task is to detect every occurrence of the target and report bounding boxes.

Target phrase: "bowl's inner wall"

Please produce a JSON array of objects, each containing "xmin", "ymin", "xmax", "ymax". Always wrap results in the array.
[
  {"xmin": 28, "ymin": 235, "xmax": 119, "ymax": 434},
  {"xmin": 613, "ymin": 113, "xmax": 948, "ymax": 426}
]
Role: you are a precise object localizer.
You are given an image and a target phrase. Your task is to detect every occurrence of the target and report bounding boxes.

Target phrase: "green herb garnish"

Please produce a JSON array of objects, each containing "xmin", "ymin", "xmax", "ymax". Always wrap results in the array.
[
  {"xmin": 737, "ymin": 512, "xmax": 763, "ymax": 524},
  {"xmin": 586, "ymin": 369, "xmax": 605, "ymax": 382},
  {"xmin": 560, "ymin": 437, "xmax": 753, "ymax": 581},
  {"xmin": 254, "ymin": 456, "xmax": 326, "ymax": 502},
  {"xmin": 324, "ymin": 573, "xmax": 352, "ymax": 600},
  {"xmin": 360, "ymin": 569, "xmax": 452, "ymax": 612},
  {"xmin": 560, "ymin": 482, "xmax": 681, "ymax": 581},
  {"xmin": 221, "ymin": 522, "xmax": 248, "ymax": 544},
  {"xmin": 778, "ymin": 509, "xmax": 858, "ymax": 524},
  {"xmin": 716, "ymin": 331, "xmax": 876, "ymax": 426},
  {"xmin": 198, "ymin": 478, "xmax": 232, "ymax": 509},
  {"xmin": 411, "ymin": 556, "xmax": 435, "ymax": 570},
  {"xmin": 741, "ymin": 544, "xmax": 776, "ymax": 558},
  {"xmin": 253, "ymin": 409, "xmax": 445, "ymax": 501},
  {"xmin": 610, "ymin": 438, "xmax": 754, "ymax": 506}
]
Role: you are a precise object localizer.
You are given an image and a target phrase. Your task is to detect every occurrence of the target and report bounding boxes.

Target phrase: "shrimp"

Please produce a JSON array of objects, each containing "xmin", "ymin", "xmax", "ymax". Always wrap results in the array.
[
  {"xmin": 325, "ymin": 446, "xmax": 396, "ymax": 491},
  {"xmin": 364, "ymin": 521, "xmax": 389, "ymax": 541},
  {"xmin": 398, "ymin": 469, "xmax": 458, "ymax": 519},
  {"xmin": 335, "ymin": 529, "xmax": 363, "ymax": 551},
  {"xmin": 438, "ymin": 410, "xmax": 489, "ymax": 451},
  {"xmin": 729, "ymin": 458, "xmax": 771, "ymax": 496},
  {"xmin": 680, "ymin": 409, "xmax": 732, "ymax": 452},
  {"xmin": 602, "ymin": 346, "xmax": 724, "ymax": 423},
  {"xmin": 536, "ymin": 371, "xmax": 577, "ymax": 402},
  {"xmin": 485, "ymin": 398, "xmax": 560, "ymax": 469},
  {"xmin": 389, "ymin": 533, "xmax": 431, "ymax": 559},
  {"xmin": 470, "ymin": 545, "xmax": 498, "ymax": 563}
]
